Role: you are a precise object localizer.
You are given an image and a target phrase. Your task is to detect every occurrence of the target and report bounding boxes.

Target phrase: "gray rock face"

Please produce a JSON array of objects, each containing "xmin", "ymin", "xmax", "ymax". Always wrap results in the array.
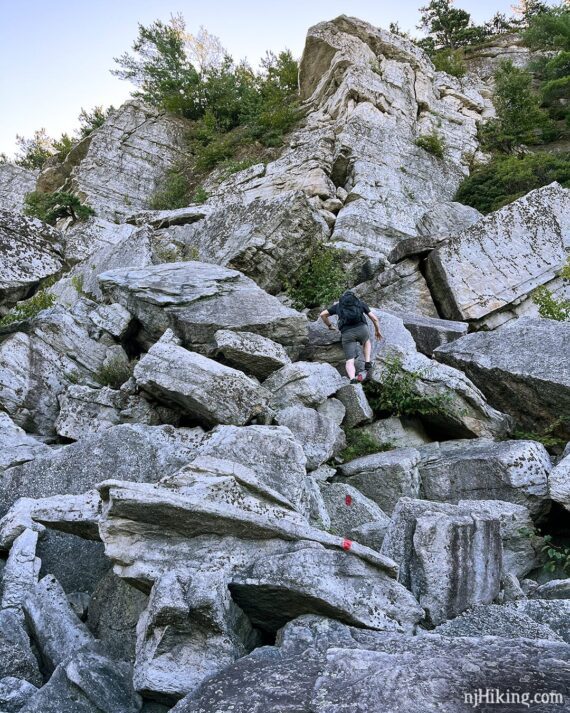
[
  {"xmin": 62, "ymin": 218, "xmax": 138, "ymax": 266},
  {"xmin": 160, "ymin": 191, "xmax": 328, "ymax": 293},
  {"xmin": 415, "ymin": 200, "xmax": 482, "ymax": 239},
  {"xmin": 336, "ymin": 448, "xmax": 421, "ymax": 515},
  {"xmin": 23, "ymin": 575, "xmax": 95, "ymax": 672},
  {"xmin": 99, "ymin": 261, "xmax": 308, "ymax": 356},
  {"xmin": 418, "ymin": 439, "xmax": 552, "ymax": 518},
  {"xmin": 506, "ymin": 599, "xmax": 570, "ymax": 643},
  {"xmin": 0, "ymin": 676, "xmax": 38, "ymax": 712},
  {"xmin": 532, "ymin": 580, "xmax": 570, "ymax": 600},
  {"xmin": 0, "ymin": 412, "xmax": 50, "ymax": 472},
  {"xmin": 426, "ymin": 183, "xmax": 570, "ymax": 325},
  {"xmin": 134, "ymin": 332, "xmax": 270, "ymax": 427},
  {"xmin": 274, "ymin": 405, "xmax": 345, "ymax": 470},
  {"xmin": 393, "ymin": 311, "xmax": 469, "ymax": 356},
  {"xmin": 0, "ymin": 210, "xmax": 64, "ymax": 310},
  {"xmin": 0, "ymin": 610, "xmax": 41, "ymax": 686},
  {"xmin": 88, "ymin": 302, "xmax": 132, "ymax": 338},
  {"xmin": 58, "ymin": 101, "xmax": 186, "ymax": 222},
  {"xmin": 0, "ymin": 424, "xmax": 204, "ymax": 516},
  {"xmin": 212, "ymin": 329, "xmax": 291, "ymax": 379},
  {"xmin": 334, "ymin": 383, "xmax": 373, "ymax": 427},
  {"xmin": 434, "ymin": 317, "xmax": 570, "ymax": 438},
  {"xmin": 318, "ymin": 482, "xmax": 390, "ymax": 543},
  {"xmin": 0, "ymin": 164, "xmax": 37, "ymax": 213},
  {"xmin": 432, "ymin": 604, "xmax": 563, "ymax": 641},
  {"xmin": 382, "ymin": 498, "xmax": 502, "ymax": 625},
  {"xmin": 1, "ymin": 529, "xmax": 41, "ymax": 618},
  {"xmin": 263, "ymin": 361, "xmax": 346, "ymax": 409},
  {"xmin": 171, "ymin": 615, "xmax": 570, "ymax": 713},
  {"xmin": 19, "ymin": 650, "xmax": 141, "ymax": 713},
  {"xmin": 360, "ymin": 416, "xmax": 430, "ymax": 449},
  {"xmin": 549, "ymin": 452, "xmax": 570, "ymax": 511}
]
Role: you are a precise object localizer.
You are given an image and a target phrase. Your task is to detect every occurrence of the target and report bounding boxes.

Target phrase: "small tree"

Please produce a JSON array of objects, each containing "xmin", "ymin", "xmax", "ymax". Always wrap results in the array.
[
  {"xmin": 418, "ymin": 0, "xmax": 486, "ymax": 49},
  {"xmin": 78, "ymin": 106, "xmax": 114, "ymax": 138},
  {"xmin": 14, "ymin": 129, "xmax": 55, "ymax": 169}
]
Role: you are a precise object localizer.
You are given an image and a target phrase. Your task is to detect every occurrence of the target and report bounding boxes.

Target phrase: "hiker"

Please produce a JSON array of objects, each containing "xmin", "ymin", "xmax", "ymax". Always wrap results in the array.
[{"xmin": 320, "ymin": 291, "xmax": 382, "ymax": 383}]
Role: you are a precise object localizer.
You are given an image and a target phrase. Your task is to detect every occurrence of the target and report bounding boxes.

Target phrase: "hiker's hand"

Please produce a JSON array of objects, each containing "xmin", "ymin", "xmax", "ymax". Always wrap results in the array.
[
  {"xmin": 328, "ymin": 324, "xmax": 337, "ymax": 331},
  {"xmin": 375, "ymin": 329, "xmax": 382, "ymax": 340}
]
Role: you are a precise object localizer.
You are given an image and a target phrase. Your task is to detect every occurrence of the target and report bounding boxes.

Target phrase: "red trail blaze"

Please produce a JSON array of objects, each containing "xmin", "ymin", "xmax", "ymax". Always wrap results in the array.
[
  {"xmin": 345, "ymin": 494, "xmax": 352, "ymax": 506},
  {"xmin": 342, "ymin": 538, "xmax": 353, "ymax": 551}
]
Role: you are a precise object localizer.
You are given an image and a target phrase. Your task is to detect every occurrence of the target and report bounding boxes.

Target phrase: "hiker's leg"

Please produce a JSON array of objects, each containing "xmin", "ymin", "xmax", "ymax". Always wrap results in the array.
[
  {"xmin": 345, "ymin": 358, "xmax": 356, "ymax": 379},
  {"xmin": 363, "ymin": 339, "xmax": 371, "ymax": 363}
]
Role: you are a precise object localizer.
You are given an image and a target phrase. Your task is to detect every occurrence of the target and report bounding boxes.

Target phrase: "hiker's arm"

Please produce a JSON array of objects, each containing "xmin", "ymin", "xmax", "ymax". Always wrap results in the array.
[
  {"xmin": 320, "ymin": 309, "xmax": 336, "ymax": 330},
  {"xmin": 368, "ymin": 312, "xmax": 382, "ymax": 339}
]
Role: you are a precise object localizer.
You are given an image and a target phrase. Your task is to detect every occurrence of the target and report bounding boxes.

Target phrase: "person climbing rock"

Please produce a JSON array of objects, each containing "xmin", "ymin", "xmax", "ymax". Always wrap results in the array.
[{"xmin": 320, "ymin": 290, "xmax": 382, "ymax": 383}]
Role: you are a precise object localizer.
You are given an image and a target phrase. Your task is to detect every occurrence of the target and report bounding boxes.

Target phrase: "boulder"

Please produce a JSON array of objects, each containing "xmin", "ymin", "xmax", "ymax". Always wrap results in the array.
[
  {"xmin": 316, "ymin": 397, "xmax": 346, "ymax": 425},
  {"xmin": 426, "ymin": 183, "xmax": 570, "ymax": 325},
  {"xmin": 381, "ymin": 498, "xmax": 502, "ymax": 625},
  {"xmin": 0, "ymin": 423, "xmax": 204, "ymax": 516},
  {"xmin": 170, "ymin": 615, "xmax": 570, "ymax": 713},
  {"xmin": 38, "ymin": 531, "xmax": 110, "ymax": 595},
  {"xmin": 62, "ymin": 218, "xmax": 138, "ymax": 265},
  {"xmin": 434, "ymin": 317, "xmax": 570, "ymax": 438},
  {"xmin": 159, "ymin": 191, "xmax": 328, "ymax": 293},
  {"xmin": 334, "ymin": 383, "xmax": 373, "ymax": 427},
  {"xmin": 360, "ymin": 416, "xmax": 430, "ymax": 449},
  {"xmin": 0, "ymin": 676, "xmax": 38, "ymax": 712},
  {"xmin": 0, "ymin": 529, "xmax": 41, "ymax": 619},
  {"xmin": 274, "ymin": 405, "xmax": 345, "ymax": 470},
  {"xmin": 0, "ymin": 210, "xmax": 64, "ymax": 310},
  {"xmin": 88, "ymin": 302, "xmax": 132, "ymax": 338},
  {"xmin": 0, "ymin": 610, "xmax": 41, "ymax": 686},
  {"xmin": 134, "ymin": 332, "xmax": 270, "ymax": 427},
  {"xmin": 0, "ymin": 412, "xmax": 50, "ymax": 472},
  {"xmin": 415, "ymin": 200, "xmax": 482, "ymax": 239},
  {"xmin": 99, "ymin": 261, "xmax": 308, "ymax": 356},
  {"xmin": 432, "ymin": 604, "xmax": 563, "ymax": 641},
  {"xmin": 212, "ymin": 329, "xmax": 291, "ymax": 379},
  {"xmin": 263, "ymin": 361, "xmax": 346, "ymax": 409},
  {"xmin": 336, "ymin": 448, "xmax": 421, "ymax": 515},
  {"xmin": 0, "ymin": 164, "xmax": 37, "ymax": 213},
  {"xmin": 506, "ymin": 599, "xmax": 570, "ymax": 643},
  {"xmin": 417, "ymin": 439, "xmax": 552, "ymax": 519},
  {"xmin": 549, "ymin": 452, "xmax": 570, "ymax": 511},
  {"xmin": 318, "ymin": 482, "xmax": 390, "ymax": 542},
  {"xmin": 392, "ymin": 311, "xmax": 469, "ymax": 356},
  {"xmin": 532, "ymin": 580, "xmax": 570, "ymax": 600}
]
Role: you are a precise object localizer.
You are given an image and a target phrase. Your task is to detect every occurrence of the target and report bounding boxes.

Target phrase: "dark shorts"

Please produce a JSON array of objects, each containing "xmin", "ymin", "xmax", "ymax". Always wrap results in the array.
[{"xmin": 341, "ymin": 323, "xmax": 369, "ymax": 360}]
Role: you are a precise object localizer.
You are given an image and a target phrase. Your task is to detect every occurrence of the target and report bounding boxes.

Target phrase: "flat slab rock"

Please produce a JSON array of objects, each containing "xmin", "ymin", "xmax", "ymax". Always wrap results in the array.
[
  {"xmin": 171, "ymin": 615, "xmax": 570, "ymax": 713},
  {"xmin": 0, "ymin": 164, "xmax": 37, "ymax": 213}
]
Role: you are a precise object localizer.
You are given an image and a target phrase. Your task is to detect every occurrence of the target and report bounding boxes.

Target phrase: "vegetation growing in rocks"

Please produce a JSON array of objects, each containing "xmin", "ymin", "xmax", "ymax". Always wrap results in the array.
[
  {"xmin": 532, "ymin": 260, "xmax": 570, "ymax": 322},
  {"xmin": 415, "ymin": 131, "xmax": 445, "ymax": 158},
  {"xmin": 0, "ymin": 288, "xmax": 56, "ymax": 326},
  {"xmin": 431, "ymin": 48, "xmax": 466, "ymax": 77},
  {"xmin": 24, "ymin": 191, "xmax": 95, "ymax": 225},
  {"xmin": 513, "ymin": 416, "xmax": 569, "ymax": 451},
  {"xmin": 541, "ymin": 535, "xmax": 570, "ymax": 575},
  {"xmin": 364, "ymin": 356, "xmax": 452, "ymax": 419},
  {"xmin": 95, "ymin": 357, "xmax": 137, "ymax": 389},
  {"xmin": 149, "ymin": 166, "xmax": 190, "ymax": 210},
  {"xmin": 340, "ymin": 430, "xmax": 393, "ymax": 462},
  {"xmin": 285, "ymin": 245, "xmax": 347, "ymax": 309}
]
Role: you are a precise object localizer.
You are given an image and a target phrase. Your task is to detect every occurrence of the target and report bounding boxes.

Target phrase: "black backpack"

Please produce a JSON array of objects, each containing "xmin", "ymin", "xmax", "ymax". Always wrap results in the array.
[{"xmin": 338, "ymin": 291, "xmax": 363, "ymax": 327}]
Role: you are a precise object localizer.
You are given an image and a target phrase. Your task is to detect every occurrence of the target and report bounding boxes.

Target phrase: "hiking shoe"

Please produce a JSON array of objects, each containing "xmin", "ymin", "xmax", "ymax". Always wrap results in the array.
[{"xmin": 350, "ymin": 378, "xmax": 360, "ymax": 384}]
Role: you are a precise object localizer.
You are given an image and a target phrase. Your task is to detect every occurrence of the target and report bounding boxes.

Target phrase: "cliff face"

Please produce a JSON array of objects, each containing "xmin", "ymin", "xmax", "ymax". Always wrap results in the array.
[{"xmin": 0, "ymin": 16, "xmax": 569, "ymax": 713}]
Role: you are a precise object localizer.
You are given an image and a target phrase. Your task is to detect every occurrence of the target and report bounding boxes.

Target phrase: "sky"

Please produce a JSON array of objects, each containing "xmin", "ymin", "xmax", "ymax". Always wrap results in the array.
[{"xmin": 0, "ymin": 0, "xmax": 530, "ymax": 156}]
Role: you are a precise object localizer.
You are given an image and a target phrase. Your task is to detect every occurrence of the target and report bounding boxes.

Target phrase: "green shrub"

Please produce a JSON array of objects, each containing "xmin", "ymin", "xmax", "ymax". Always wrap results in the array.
[
  {"xmin": 192, "ymin": 186, "xmax": 209, "ymax": 204},
  {"xmin": 455, "ymin": 152, "xmax": 570, "ymax": 213},
  {"xmin": 149, "ymin": 168, "xmax": 190, "ymax": 210},
  {"xmin": 513, "ymin": 416, "xmax": 569, "ymax": 450},
  {"xmin": 364, "ymin": 355, "xmax": 451, "ymax": 418},
  {"xmin": 415, "ymin": 132, "xmax": 445, "ymax": 158},
  {"xmin": 541, "ymin": 535, "xmax": 570, "ymax": 575},
  {"xmin": 24, "ymin": 191, "xmax": 95, "ymax": 225},
  {"xmin": 432, "ymin": 48, "xmax": 467, "ymax": 77},
  {"xmin": 522, "ymin": 4, "xmax": 570, "ymax": 52},
  {"xmin": 0, "ymin": 289, "xmax": 56, "ymax": 326},
  {"xmin": 95, "ymin": 357, "xmax": 136, "ymax": 389},
  {"xmin": 532, "ymin": 286, "xmax": 570, "ymax": 321},
  {"xmin": 340, "ymin": 430, "xmax": 393, "ymax": 462},
  {"xmin": 285, "ymin": 244, "xmax": 347, "ymax": 309},
  {"xmin": 219, "ymin": 157, "xmax": 260, "ymax": 179}
]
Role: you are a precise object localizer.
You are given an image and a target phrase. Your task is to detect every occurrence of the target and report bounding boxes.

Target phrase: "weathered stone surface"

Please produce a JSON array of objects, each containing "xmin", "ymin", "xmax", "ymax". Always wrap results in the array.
[
  {"xmin": 0, "ymin": 412, "xmax": 50, "ymax": 472},
  {"xmin": 159, "ymin": 191, "xmax": 328, "ymax": 293},
  {"xmin": 418, "ymin": 439, "xmax": 552, "ymax": 518},
  {"xmin": 426, "ymin": 183, "xmax": 570, "ymax": 324},
  {"xmin": 89, "ymin": 302, "xmax": 132, "ymax": 338},
  {"xmin": 55, "ymin": 385, "xmax": 177, "ymax": 441},
  {"xmin": 506, "ymin": 599, "xmax": 570, "ymax": 643},
  {"xmin": 464, "ymin": 32, "xmax": 537, "ymax": 83},
  {"xmin": 360, "ymin": 416, "xmax": 430, "ymax": 449},
  {"xmin": 264, "ymin": 361, "xmax": 346, "ymax": 409},
  {"xmin": 334, "ymin": 383, "xmax": 373, "ymax": 427},
  {"xmin": 0, "ymin": 210, "xmax": 64, "ymax": 310},
  {"xmin": 0, "ymin": 529, "xmax": 41, "ymax": 618},
  {"xmin": 0, "ymin": 164, "xmax": 37, "ymax": 213},
  {"xmin": 392, "ymin": 311, "xmax": 469, "ymax": 356},
  {"xmin": 195, "ymin": 427, "xmax": 308, "ymax": 513},
  {"xmin": 212, "ymin": 329, "xmax": 291, "ymax": 379},
  {"xmin": 382, "ymin": 499, "xmax": 503, "ymax": 624},
  {"xmin": 19, "ymin": 650, "xmax": 141, "ymax": 713},
  {"xmin": 274, "ymin": 405, "xmax": 345, "ymax": 470},
  {"xmin": 23, "ymin": 575, "xmax": 96, "ymax": 672},
  {"xmin": 432, "ymin": 604, "xmax": 563, "ymax": 641},
  {"xmin": 0, "ymin": 676, "xmax": 38, "ymax": 712},
  {"xmin": 532, "ymin": 580, "xmax": 570, "ymax": 600},
  {"xmin": 316, "ymin": 397, "xmax": 346, "ymax": 425},
  {"xmin": 62, "ymin": 218, "xmax": 138, "ymax": 265},
  {"xmin": 434, "ymin": 317, "xmax": 570, "ymax": 438},
  {"xmin": 549, "ymin": 452, "xmax": 570, "ymax": 511},
  {"xmin": 0, "ymin": 424, "xmax": 204, "ymax": 516},
  {"xmin": 318, "ymin": 481, "xmax": 390, "ymax": 542},
  {"xmin": 415, "ymin": 200, "xmax": 482, "ymax": 239},
  {"xmin": 171, "ymin": 615, "xmax": 570, "ymax": 713},
  {"xmin": 99, "ymin": 261, "xmax": 308, "ymax": 356},
  {"xmin": 230, "ymin": 544, "xmax": 422, "ymax": 634},
  {"xmin": 336, "ymin": 448, "xmax": 421, "ymax": 515},
  {"xmin": 0, "ymin": 610, "xmax": 41, "ymax": 686},
  {"xmin": 134, "ymin": 332, "xmax": 270, "ymax": 427}
]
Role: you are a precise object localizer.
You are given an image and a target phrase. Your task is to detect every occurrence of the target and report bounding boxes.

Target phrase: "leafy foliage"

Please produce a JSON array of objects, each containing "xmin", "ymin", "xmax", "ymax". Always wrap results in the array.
[
  {"xmin": 95, "ymin": 357, "xmax": 136, "ymax": 389},
  {"xmin": 513, "ymin": 416, "xmax": 569, "ymax": 450},
  {"xmin": 522, "ymin": 3, "xmax": 570, "ymax": 51},
  {"xmin": 532, "ymin": 286, "xmax": 570, "ymax": 321},
  {"xmin": 24, "ymin": 191, "xmax": 95, "ymax": 225},
  {"xmin": 364, "ymin": 355, "xmax": 451, "ymax": 418},
  {"xmin": 415, "ymin": 131, "xmax": 445, "ymax": 158},
  {"xmin": 417, "ymin": 0, "xmax": 488, "ymax": 50},
  {"xmin": 285, "ymin": 245, "xmax": 347, "ymax": 309},
  {"xmin": 77, "ymin": 106, "xmax": 115, "ymax": 138},
  {"xmin": 541, "ymin": 535, "xmax": 570, "ymax": 575},
  {"xmin": 0, "ymin": 288, "xmax": 56, "ymax": 326},
  {"xmin": 455, "ymin": 152, "xmax": 570, "ymax": 213},
  {"xmin": 340, "ymin": 430, "xmax": 393, "ymax": 462},
  {"xmin": 149, "ymin": 166, "xmax": 190, "ymax": 210},
  {"xmin": 14, "ymin": 129, "xmax": 55, "ymax": 169},
  {"xmin": 431, "ymin": 48, "xmax": 466, "ymax": 77}
]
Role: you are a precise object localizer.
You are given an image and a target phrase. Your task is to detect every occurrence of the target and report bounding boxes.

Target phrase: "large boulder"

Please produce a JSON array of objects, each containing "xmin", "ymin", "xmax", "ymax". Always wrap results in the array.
[
  {"xmin": 0, "ymin": 164, "xmax": 37, "ymax": 213},
  {"xmin": 263, "ymin": 361, "xmax": 346, "ymax": 409},
  {"xmin": 99, "ymin": 261, "xmax": 308, "ymax": 356},
  {"xmin": 274, "ymin": 405, "xmax": 345, "ymax": 470},
  {"xmin": 417, "ymin": 439, "xmax": 552, "ymax": 519},
  {"xmin": 134, "ymin": 331, "xmax": 270, "ymax": 427},
  {"xmin": 0, "ymin": 210, "xmax": 64, "ymax": 311},
  {"xmin": 426, "ymin": 183, "xmax": 570, "ymax": 326},
  {"xmin": 550, "ymin": 452, "xmax": 570, "ymax": 510},
  {"xmin": 62, "ymin": 217, "xmax": 138, "ymax": 265},
  {"xmin": 415, "ymin": 200, "xmax": 482, "ymax": 239},
  {"xmin": 0, "ymin": 610, "xmax": 42, "ymax": 686},
  {"xmin": 1, "ymin": 529, "xmax": 41, "ymax": 619},
  {"xmin": 434, "ymin": 316, "xmax": 570, "ymax": 439},
  {"xmin": 0, "ymin": 412, "xmax": 50, "ymax": 472},
  {"xmin": 212, "ymin": 329, "xmax": 291, "ymax": 379},
  {"xmin": 318, "ymin": 481, "xmax": 390, "ymax": 543},
  {"xmin": 506, "ymin": 599, "xmax": 570, "ymax": 644},
  {"xmin": 392, "ymin": 311, "xmax": 469, "ymax": 357}
]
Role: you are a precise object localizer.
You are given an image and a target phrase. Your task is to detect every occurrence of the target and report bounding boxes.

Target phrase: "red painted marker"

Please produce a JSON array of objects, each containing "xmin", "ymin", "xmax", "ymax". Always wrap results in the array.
[
  {"xmin": 345, "ymin": 494, "xmax": 352, "ymax": 506},
  {"xmin": 342, "ymin": 538, "xmax": 353, "ymax": 551}
]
